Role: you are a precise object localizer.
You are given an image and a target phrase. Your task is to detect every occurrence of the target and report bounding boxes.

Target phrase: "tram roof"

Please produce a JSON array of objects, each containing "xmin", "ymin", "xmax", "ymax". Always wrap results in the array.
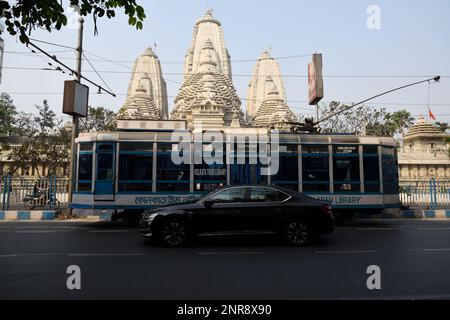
[{"xmin": 76, "ymin": 130, "xmax": 397, "ymax": 147}]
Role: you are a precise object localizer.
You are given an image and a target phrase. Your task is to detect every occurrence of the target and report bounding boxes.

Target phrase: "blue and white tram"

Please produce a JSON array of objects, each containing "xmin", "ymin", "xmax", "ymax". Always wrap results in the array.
[{"xmin": 71, "ymin": 124, "xmax": 400, "ymax": 218}]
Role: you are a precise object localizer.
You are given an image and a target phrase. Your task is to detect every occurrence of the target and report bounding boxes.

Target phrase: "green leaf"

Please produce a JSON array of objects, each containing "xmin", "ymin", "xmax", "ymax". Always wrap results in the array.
[{"xmin": 128, "ymin": 16, "xmax": 136, "ymax": 26}]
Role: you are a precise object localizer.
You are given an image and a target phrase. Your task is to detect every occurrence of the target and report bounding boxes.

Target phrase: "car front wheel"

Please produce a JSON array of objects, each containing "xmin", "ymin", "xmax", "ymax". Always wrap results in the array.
[
  {"xmin": 284, "ymin": 219, "xmax": 311, "ymax": 246},
  {"xmin": 158, "ymin": 219, "xmax": 188, "ymax": 247}
]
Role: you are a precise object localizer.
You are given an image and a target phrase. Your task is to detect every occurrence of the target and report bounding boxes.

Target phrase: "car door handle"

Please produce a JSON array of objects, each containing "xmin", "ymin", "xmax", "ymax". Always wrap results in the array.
[{"xmin": 233, "ymin": 209, "xmax": 242, "ymax": 215}]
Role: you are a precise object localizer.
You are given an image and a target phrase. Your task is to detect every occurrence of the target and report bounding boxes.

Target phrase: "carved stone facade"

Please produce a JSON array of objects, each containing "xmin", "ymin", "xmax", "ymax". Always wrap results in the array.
[
  {"xmin": 398, "ymin": 115, "xmax": 450, "ymax": 179},
  {"xmin": 118, "ymin": 47, "xmax": 168, "ymax": 120},
  {"xmin": 171, "ymin": 11, "xmax": 244, "ymax": 129},
  {"xmin": 246, "ymin": 50, "xmax": 287, "ymax": 122},
  {"xmin": 252, "ymin": 77, "xmax": 297, "ymax": 130},
  {"xmin": 183, "ymin": 9, "xmax": 232, "ymax": 79},
  {"xmin": 171, "ymin": 39, "xmax": 244, "ymax": 129},
  {"xmin": 119, "ymin": 10, "xmax": 297, "ymax": 131}
]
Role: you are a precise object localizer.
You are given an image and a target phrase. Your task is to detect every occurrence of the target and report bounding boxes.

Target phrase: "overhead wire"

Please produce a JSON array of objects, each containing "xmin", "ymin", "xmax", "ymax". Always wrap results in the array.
[
  {"xmin": 25, "ymin": 40, "xmax": 117, "ymax": 97},
  {"xmin": 82, "ymin": 52, "xmax": 114, "ymax": 93},
  {"xmin": 4, "ymin": 65, "xmax": 449, "ymax": 79}
]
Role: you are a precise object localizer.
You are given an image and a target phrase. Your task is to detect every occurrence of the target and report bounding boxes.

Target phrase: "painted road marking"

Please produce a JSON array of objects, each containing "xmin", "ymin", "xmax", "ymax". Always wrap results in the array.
[
  {"xmin": 88, "ymin": 230, "xmax": 128, "ymax": 233},
  {"xmin": 0, "ymin": 252, "xmax": 143, "ymax": 258},
  {"xmin": 357, "ymin": 228, "xmax": 396, "ymax": 231},
  {"xmin": 15, "ymin": 230, "xmax": 55, "ymax": 233},
  {"xmin": 315, "ymin": 250, "xmax": 379, "ymax": 254},
  {"xmin": 0, "ymin": 253, "xmax": 63, "ymax": 258},
  {"xmin": 424, "ymin": 248, "xmax": 450, "ymax": 252},
  {"xmin": 67, "ymin": 253, "xmax": 142, "ymax": 257},
  {"xmin": 197, "ymin": 252, "xmax": 263, "ymax": 255}
]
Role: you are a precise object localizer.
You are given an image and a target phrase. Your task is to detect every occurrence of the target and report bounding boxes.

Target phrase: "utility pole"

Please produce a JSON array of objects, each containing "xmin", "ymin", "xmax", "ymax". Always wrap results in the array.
[
  {"xmin": 315, "ymin": 103, "xmax": 319, "ymax": 122},
  {"xmin": 68, "ymin": 17, "xmax": 84, "ymax": 215}
]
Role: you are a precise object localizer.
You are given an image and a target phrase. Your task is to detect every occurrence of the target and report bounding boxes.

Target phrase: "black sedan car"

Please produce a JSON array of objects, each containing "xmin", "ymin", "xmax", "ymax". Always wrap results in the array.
[{"xmin": 140, "ymin": 185, "xmax": 334, "ymax": 247}]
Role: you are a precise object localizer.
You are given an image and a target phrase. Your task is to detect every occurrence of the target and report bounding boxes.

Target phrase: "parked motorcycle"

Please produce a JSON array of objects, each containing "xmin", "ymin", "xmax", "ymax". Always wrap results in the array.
[{"xmin": 23, "ymin": 189, "xmax": 60, "ymax": 210}]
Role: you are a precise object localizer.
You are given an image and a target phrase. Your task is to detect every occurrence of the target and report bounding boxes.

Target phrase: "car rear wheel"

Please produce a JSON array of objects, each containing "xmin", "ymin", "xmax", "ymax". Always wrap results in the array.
[
  {"xmin": 159, "ymin": 219, "xmax": 188, "ymax": 247},
  {"xmin": 284, "ymin": 219, "xmax": 310, "ymax": 246}
]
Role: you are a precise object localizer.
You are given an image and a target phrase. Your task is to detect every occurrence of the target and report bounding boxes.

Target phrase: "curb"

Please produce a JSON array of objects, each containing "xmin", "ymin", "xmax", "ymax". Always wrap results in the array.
[
  {"xmin": 0, "ymin": 210, "xmax": 56, "ymax": 221},
  {"xmin": 359, "ymin": 210, "xmax": 450, "ymax": 219}
]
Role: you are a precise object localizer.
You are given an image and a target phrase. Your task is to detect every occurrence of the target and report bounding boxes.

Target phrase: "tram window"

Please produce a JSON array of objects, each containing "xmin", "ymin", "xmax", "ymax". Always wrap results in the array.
[
  {"xmin": 363, "ymin": 145, "xmax": 378, "ymax": 154},
  {"xmin": 97, "ymin": 154, "xmax": 114, "ymax": 180},
  {"xmin": 79, "ymin": 143, "xmax": 93, "ymax": 152},
  {"xmin": 118, "ymin": 154, "xmax": 152, "ymax": 192},
  {"xmin": 120, "ymin": 142, "xmax": 153, "ymax": 152},
  {"xmin": 273, "ymin": 154, "xmax": 298, "ymax": 190},
  {"xmin": 78, "ymin": 154, "xmax": 93, "ymax": 180},
  {"xmin": 119, "ymin": 155, "xmax": 152, "ymax": 180},
  {"xmin": 302, "ymin": 155, "xmax": 329, "ymax": 192},
  {"xmin": 382, "ymin": 147, "xmax": 395, "ymax": 156},
  {"xmin": 157, "ymin": 142, "xmax": 175, "ymax": 152},
  {"xmin": 382, "ymin": 156, "xmax": 398, "ymax": 194},
  {"xmin": 77, "ymin": 153, "xmax": 92, "ymax": 191},
  {"xmin": 156, "ymin": 151, "xmax": 190, "ymax": 191},
  {"xmin": 302, "ymin": 156, "xmax": 329, "ymax": 181},
  {"xmin": 279, "ymin": 145, "xmax": 298, "ymax": 153},
  {"xmin": 363, "ymin": 156, "xmax": 380, "ymax": 192},
  {"xmin": 302, "ymin": 145, "xmax": 328, "ymax": 154},
  {"xmin": 98, "ymin": 144, "xmax": 113, "ymax": 152},
  {"xmin": 156, "ymin": 154, "xmax": 190, "ymax": 181},
  {"xmin": 333, "ymin": 156, "xmax": 360, "ymax": 192}
]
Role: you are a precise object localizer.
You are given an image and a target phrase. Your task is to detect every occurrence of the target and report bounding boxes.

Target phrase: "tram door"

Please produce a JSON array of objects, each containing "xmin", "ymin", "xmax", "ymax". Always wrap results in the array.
[{"xmin": 94, "ymin": 143, "xmax": 116, "ymax": 201}]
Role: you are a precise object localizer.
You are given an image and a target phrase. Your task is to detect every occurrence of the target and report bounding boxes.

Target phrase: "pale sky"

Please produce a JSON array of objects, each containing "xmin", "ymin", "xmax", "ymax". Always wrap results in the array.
[{"xmin": 1, "ymin": 0, "xmax": 449, "ymax": 122}]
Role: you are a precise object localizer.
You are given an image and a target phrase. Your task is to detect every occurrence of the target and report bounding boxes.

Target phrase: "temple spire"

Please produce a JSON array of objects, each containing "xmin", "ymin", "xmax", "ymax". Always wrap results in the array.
[
  {"xmin": 124, "ymin": 47, "xmax": 169, "ymax": 119},
  {"xmin": 247, "ymin": 50, "xmax": 287, "ymax": 121}
]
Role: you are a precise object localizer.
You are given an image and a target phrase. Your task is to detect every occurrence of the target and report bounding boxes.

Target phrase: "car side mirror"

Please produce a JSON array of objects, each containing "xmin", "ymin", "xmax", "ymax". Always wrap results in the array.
[{"xmin": 203, "ymin": 200, "xmax": 214, "ymax": 208}]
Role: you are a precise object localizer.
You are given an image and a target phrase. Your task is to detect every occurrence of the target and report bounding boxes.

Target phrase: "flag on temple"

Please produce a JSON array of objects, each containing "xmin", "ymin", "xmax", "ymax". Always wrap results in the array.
[{"xmin": 428, "ymin": 108, "xmax": 436, "ymax": 120}]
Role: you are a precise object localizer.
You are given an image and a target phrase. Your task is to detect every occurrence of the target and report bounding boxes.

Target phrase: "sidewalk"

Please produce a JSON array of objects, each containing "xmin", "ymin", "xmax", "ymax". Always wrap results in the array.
[{"xmin": 0, "ymin": 210, "xmax": 112, "ymax": 221}]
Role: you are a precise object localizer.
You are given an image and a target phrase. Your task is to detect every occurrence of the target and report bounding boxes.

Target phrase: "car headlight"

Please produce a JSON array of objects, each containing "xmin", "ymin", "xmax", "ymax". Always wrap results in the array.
[{"xmin": 144, "ymin": 213, "xmax": 159, "ymax": 223}]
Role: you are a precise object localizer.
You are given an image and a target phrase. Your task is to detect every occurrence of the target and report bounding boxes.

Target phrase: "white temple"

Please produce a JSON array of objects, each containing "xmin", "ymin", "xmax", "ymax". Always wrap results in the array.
[
  {"xmin": 246, "ymin": 50, "xmax": 288, "ymax": 122},
  {"xmin": 119, "ymin": 10, "xmax": 298, "ymax": 130},
  {"xmin": 252, "ymin": 77, "xmax": 297, "ymax": 130},
  {"xmin": 118, "ymin": 47, "xmax": 168, "ymax": 120},
  {"xmin": 171, "ymin": 11, "xmax": 245, "ymax": 129},
  {"xmin": 183, "ymin": 9, "xmax": 232, "ymax": 79},
  {"xmin": 398, "ymin": 115, "xmax": 450, "ymax": 179}
]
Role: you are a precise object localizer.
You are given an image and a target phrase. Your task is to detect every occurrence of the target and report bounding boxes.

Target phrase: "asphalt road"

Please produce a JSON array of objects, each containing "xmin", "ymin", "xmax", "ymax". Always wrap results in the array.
[{"xmin": 1, "ymin": 219, "xmax": 450, "ymax": 300}]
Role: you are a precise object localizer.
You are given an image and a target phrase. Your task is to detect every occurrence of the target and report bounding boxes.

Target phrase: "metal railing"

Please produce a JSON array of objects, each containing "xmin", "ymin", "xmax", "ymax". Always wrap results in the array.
[
  {"xmin": 1, "ymin": 175, "xmax": 70, "ymax": 210},
  {"xmin": 399, "ymin": 178, "xmax": 450, "ymax": 209},
  {"xmin": 2, "ymin": 175, "xmax": 449, "ymax": 210}
]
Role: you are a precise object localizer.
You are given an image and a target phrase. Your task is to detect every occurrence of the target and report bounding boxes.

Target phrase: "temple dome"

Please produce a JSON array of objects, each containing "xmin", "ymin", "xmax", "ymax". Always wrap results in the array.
[
  {"xmin": 247, "ymin": 50, "xmax": 287, "ymax": 122},
  {"xmin": 184, "ymin": 9, "xmax": 232, "ymax": 78},
  {"xmin": 124, "ymin": 47, "xmax": 168, "ymax": 119},
  {"xmin": 198, "ymin": 39, "xmax": 219, "ymax": 73},
  {"xmin": 403, "ymin": 115, "xmax": 448, "ymax": 141},
  {"xmin": 171, "ymin": 71, "xmax": 244, "ymax": 129},
  {"xmin": 118, "ymin": 77, "xmax": 161, "ymax": 120},
  {"xmin": 196, "ymin": 9, "xmax": 221, "ymax": 26},
  {"xmin": 172, "ymin": 11, "xmax": 244, "ymax": 129},
  {"xmin": 252, "ymin": 80, "xmax": 297, "ymax": 129}
]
